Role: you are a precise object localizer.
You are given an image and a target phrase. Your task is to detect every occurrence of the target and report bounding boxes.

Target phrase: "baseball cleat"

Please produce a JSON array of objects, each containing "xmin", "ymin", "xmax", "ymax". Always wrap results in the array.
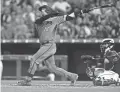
[
  {"xmin": 17, "ymin": 80, "xmax": 31, "ymax": 86},
  {"xmin": 70, "ymin": 74, "xmax": 78, "ymax": 86}
]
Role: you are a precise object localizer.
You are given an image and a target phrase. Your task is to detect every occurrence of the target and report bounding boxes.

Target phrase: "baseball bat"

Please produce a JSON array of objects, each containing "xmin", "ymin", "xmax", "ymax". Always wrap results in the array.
[{"xmin": 82, "ymin": 3, "xmax": 114, "ymax": 13}]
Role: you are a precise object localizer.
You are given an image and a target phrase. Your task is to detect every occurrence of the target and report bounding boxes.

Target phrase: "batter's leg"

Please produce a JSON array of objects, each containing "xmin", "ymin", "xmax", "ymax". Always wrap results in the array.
[
  {"xmin": 44, "ymin": 55, "xmax": 78, "ymax": 85},
  {"xmin": 37, "ymin": 63, "xmax": 55, "ymax": 81},
  {"xmin": 27, "ymin": 43, "xmax": 56, "ymax": 77},
  {"xmin": 37, "ymin": 63, "xmax": 48, "ymax": 71},
  {"xmin": 18, "ymin": 43, "xmax": 56, "ymax": 86}
]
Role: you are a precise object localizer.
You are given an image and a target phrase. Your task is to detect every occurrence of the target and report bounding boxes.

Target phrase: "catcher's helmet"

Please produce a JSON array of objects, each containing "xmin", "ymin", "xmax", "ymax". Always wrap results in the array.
[{"xmin": 100, "ymin": 38, "xmax": 114, "ymax": 52}]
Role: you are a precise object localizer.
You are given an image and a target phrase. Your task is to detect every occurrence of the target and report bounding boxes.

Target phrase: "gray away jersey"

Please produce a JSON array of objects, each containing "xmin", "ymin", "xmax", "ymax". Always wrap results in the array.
[{"xmin": 34, "ymin": 16, "xmax": 65, "ymax": 43}]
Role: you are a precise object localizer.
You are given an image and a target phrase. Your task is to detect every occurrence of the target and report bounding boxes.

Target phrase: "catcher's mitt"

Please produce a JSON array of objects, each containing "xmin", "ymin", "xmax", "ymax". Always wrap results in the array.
[{"xmin": 81, "ymin": 55, "xmax": 94, "ymax": 62}]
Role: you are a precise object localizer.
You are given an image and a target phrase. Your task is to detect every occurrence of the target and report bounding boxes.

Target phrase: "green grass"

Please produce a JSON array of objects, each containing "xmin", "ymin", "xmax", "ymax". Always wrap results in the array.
[{"xmin": 1, "ymin": 80, "xmax": 120, "ymax": 92}]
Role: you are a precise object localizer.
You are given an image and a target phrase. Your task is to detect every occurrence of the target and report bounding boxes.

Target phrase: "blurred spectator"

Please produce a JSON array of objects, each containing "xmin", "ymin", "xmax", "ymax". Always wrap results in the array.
[
  {"xmin": 52, "ymin": 0, "xmax": 72, "ymax": 14},
  {"xmin": 10, "ymin": 0, "xmax": 19, "ymax": 12},
  {"xmin": 1, "ymin": 7, "xmax": 12, "ymax": 25},
  {"xmin": 13, "ymin": 6, "xmax": 33, "ymax": 39},
  {"xmin": 40, "ymin": 0, "xmax": 48, "ymax": 6},
  {"xmin": 116, "ymin": 0, "xmax": 120, "ymax": 10},
  {"xmin": 14, "ymin": 6, "xmax": 24, "ymax": 24},
  {"xmin": 33, "ymin": 0, "xmax": 48, "ymax": 9},
  {"xmin": 96, "ymin": 24, "xmax": 108, "ymax": 38},
  {"xmin": 57, "ymin": 23, "xmax": 72, "ymax": 39},
  {"xmin": 14, "ymin": 23, "xmax": 31, "ymax": 39},
  {"xmin": 76, "ymin": 26, "xmax": 86, "ymax": 38},
  {"xmin": 1, "ymin": 24, "xmax": 14, "ymax": 39},
  {"xmin": 23, "ymin": 5, "xmax": 35, "ymax": 28},
  {"xmin": 83, "ymin": 25, "xmax": 92, "ymax": 38},
  {"xmin": 4, "ymin": 0, "xmax": 12, "ymax": 6},
  {"xmin": 1, "ymin": 0, "xmax": 120, "ymax": 39}
]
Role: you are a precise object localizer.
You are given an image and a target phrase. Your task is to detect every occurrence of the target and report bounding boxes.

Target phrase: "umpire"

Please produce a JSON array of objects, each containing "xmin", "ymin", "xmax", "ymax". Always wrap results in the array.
[{"xmin": 18, "ymin": 5, "xmax": 79, "ymax": 86}]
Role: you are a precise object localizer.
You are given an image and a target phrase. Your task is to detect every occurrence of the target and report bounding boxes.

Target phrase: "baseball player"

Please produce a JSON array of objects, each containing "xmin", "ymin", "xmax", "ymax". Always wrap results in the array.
[
  {"xmin": 17, "ymin": 5, "xmax": 85, "ymax": 86},
  {"xmin": 81, "ymin": 38, "xmax": 120, "ymax": 86},
  {"xmin": 94, "ymin": 38, "xmax": 120, "ymax": 86},
  {"xmin": 100, "ymin": 38, "xmax": 120, "ymax": 70}
]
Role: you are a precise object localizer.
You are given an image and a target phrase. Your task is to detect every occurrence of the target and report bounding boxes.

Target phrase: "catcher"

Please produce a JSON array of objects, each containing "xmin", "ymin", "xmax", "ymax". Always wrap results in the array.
[{"xmin": 81, "ymin": 38, "xmax": 120, "ymax": 86}]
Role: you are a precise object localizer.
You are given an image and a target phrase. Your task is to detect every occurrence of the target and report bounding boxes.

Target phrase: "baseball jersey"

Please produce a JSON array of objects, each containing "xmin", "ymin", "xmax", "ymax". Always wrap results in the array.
[
  {"xmin": 34, "ymin": 15, "xmax": 65, "ymax": 43},
  {"xmin": 104, "ymin": 50, "xmax": 120, "ymax": 63}
]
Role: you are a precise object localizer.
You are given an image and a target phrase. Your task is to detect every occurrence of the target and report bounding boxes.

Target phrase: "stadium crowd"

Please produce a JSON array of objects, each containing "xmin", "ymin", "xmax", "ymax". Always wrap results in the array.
[{"xmin": 1, "ymin": 0, "xmax": 120, "ymax": 39}]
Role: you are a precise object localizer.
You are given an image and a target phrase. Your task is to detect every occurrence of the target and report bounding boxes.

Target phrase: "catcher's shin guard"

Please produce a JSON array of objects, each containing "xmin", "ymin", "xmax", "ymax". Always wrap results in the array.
[
  {"xmin": 93, "ymin": 78, "xmax": 111, "ymax": 86},
  {"xmin": 115, "ymin": 78, "xmax": 120, "ymax": 86},
  {"xmin": 93, "ymin": 77, "xmax": 120, "ymax": 86}
]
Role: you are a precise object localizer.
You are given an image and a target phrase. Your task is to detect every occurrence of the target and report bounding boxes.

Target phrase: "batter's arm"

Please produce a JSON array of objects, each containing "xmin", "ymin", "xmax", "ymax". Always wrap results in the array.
[
  {"xmin": 34, "ymin": 23, "xmax": 39, "ymax": 38},
  {"xmin": 54, "ymin": 3, "xmax": 114, "ymax": 24},
  {"xmin": 55, "ymin": 11, "xmax": 83, "ymax": 25}
]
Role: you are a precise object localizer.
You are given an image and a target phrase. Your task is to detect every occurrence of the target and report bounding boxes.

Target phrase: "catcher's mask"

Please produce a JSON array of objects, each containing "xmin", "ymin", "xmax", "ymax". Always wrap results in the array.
[
  {"xmin": 100, "ymin": 38, "xmax": 114, "ymax": 52},
  {"xmin": 39, "ymin": 5, "xmax": 57, "ymax": 15}
]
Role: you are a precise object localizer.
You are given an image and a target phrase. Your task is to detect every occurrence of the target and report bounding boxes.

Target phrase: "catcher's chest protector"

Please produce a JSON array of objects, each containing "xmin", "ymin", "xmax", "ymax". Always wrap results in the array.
[{"xmin": 105, "ymin": 50, "xmax": 120, "ymax": 63}]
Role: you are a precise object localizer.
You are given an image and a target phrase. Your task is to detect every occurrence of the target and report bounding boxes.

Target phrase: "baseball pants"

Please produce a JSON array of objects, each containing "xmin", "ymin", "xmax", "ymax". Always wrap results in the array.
[{"xmin": 28, "ymin": 42, "xmax": 74, "ymax": 78}]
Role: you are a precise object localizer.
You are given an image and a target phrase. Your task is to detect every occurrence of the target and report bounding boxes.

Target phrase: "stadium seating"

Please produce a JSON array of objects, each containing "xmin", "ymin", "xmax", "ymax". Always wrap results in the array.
[{"xmin": 1, "ymin": 0, "xmax": 120, "ymax": 39}]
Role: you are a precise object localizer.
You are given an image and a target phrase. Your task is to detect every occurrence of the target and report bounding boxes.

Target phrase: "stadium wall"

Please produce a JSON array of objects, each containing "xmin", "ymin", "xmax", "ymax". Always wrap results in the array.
[{"xmin": 1, "ymin": 43, "xmax": 120, "ymax": 80}]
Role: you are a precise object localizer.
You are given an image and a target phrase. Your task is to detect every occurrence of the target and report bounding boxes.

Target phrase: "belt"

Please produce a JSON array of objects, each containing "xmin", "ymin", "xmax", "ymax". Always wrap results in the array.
[{"xmin": 40, "ymin": 41, "xmax": 53, "ymax": 45}]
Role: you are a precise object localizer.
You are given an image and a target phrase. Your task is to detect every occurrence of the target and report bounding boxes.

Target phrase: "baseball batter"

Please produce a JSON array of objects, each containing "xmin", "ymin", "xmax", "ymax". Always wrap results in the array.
[{"xmin": 18, "ymin": 5, "xmax": 82, "ymax": 86}]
